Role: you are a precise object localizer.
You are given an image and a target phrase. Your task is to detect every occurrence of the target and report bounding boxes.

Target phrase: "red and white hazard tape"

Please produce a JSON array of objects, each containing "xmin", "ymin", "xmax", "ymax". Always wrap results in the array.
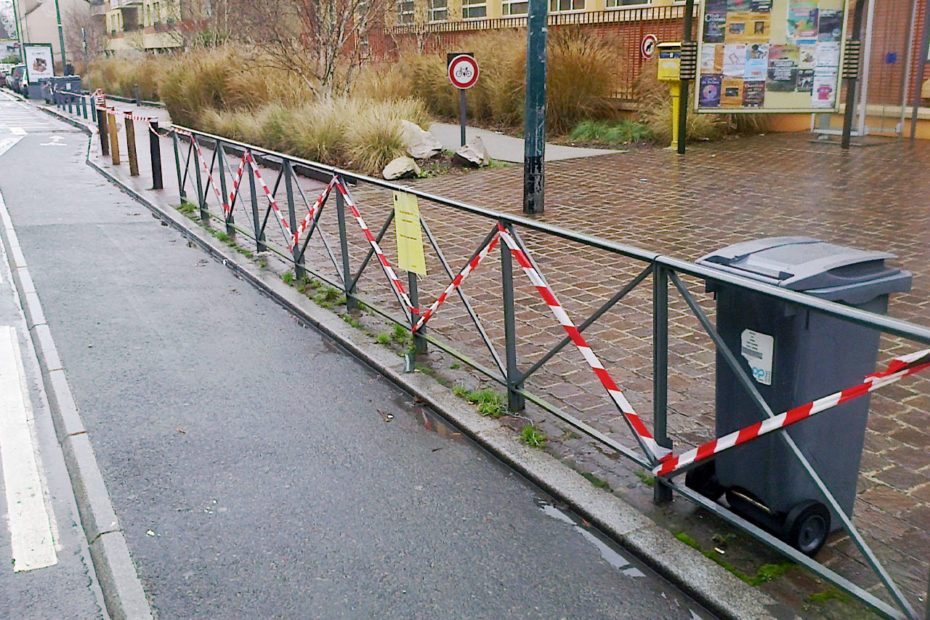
[
  {"xmin": 335, "ymin": 181, "xmax": 417, "ymax": 314},
  {"xmin": 123, "ymin": 111, "xmax": 155, "ymax": 122},
  {"xmin": 245, "ymin": 152, "xmax": 298, "ymax": 250},
  {"xmin": 497, "ymin": 224, "xmax": 670, "ymax": 462},
  {"xmin": 653, "ymin": 349, "xmax": 930, "ymax": 477},
  {"xmin": 188, "ymin": 135, "xmax": 231, "ymax": 217},
  {"xmin": 293, "ymin": 178, "xmax": 336, "ymax": 250},
  {"xmin": 412, "ymin": 227, "xmax": 500, "ymax": 333}
]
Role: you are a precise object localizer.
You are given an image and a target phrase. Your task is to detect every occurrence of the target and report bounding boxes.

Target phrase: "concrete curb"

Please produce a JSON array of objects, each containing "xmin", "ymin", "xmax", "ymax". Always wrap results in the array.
[
  {"xmin": 42, "ymin": 103, "xmax": 790, "ymax": 619},
  {"xmin": 6, "ymin": 107, "xmax": 155, "ymax": 620}
]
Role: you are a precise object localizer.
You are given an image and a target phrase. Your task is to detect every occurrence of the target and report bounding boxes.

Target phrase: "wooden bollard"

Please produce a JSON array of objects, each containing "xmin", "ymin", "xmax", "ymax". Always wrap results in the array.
[
  {"xmin": 125, "ymin": 113, "xmax": 139, "ymax": 177},
  {"xmin": 108, "ymin": 111, "xmax": 120, "ymax": 165}
]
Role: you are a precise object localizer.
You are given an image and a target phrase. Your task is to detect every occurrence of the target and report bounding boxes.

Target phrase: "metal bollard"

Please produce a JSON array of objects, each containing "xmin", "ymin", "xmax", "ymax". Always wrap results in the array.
[
  {"xmin": 149, "ymin": 121, "xmax": 164, "ymax": 190},
  {"xmin": 97, "ymin": 107, "xmax": 109, "ymax": 156},
  {"xmin": 81, "ymin": 96, "xmax": 88, "ymax": 119},
  {"xmin": 125, "ymin": 113, "xmax": 139, "ymax": 176},
  {"xmin": 108, "ymin": 111, "xmax": 121, "ymax": 165},
  {"xmin": 67, "ymin": 95, "xmax": 73, "ymax": 115},
  {"xmin": 134, "ymin": 84, "xmax": 141, "ymax": 105},
  {"xmin": 91, "ymin": 99, "xmax": 97, "ymax": 123}
]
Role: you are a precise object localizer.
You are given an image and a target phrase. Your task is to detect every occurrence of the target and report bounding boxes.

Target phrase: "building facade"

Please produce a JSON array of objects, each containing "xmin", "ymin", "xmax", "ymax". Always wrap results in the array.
[{"xmin": 97, "ymin": 0, "xmax": 182, "ymax": 52}]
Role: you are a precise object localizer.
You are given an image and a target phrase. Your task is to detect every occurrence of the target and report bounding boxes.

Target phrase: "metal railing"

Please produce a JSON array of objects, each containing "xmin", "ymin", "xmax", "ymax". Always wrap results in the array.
[{"xmin": 54, "ymin": 96, "xmax": 930, "ymax": 619}]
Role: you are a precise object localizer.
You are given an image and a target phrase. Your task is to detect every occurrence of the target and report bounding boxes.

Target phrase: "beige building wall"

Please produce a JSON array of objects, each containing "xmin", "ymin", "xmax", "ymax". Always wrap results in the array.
[{"xmin": 13, "ymin": 0, "xmax": 84, "ymax": 66}]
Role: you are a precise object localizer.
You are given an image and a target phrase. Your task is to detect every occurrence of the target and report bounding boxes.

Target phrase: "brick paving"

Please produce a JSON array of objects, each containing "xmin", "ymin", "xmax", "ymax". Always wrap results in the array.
[{"xmin": 85, "ymin": 99, "xmax": 930, "ymax": 615}]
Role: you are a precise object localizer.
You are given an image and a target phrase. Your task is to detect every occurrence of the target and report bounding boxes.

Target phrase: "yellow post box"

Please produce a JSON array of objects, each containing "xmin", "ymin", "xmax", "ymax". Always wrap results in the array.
[{"xmin": 656, "ymin": 42, "xmax": 682, "ymax": 150}]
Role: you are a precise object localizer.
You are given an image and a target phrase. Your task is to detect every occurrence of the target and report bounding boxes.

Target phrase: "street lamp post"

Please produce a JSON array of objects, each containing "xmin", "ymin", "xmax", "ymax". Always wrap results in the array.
[
  {"xmin": 54, "ymin": 0, "xmax": 67, "ymax": 73},
  {"xmin": 11, "ymin": 0, "xmax": 24, "ymax": 62}
]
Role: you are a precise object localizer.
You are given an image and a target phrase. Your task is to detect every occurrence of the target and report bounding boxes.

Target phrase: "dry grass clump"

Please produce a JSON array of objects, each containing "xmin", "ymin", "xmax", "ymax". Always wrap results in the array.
[
  {"xmin": 199, "ymin": 97, "xmax": 430, "ymax": 175},
  {"xmin": 88, "ymin": 54, "xmax": 165, "ymax": 100},
  {"xmin": 546, "ymin": 29, "xmax": 618, "ymax": 134}
]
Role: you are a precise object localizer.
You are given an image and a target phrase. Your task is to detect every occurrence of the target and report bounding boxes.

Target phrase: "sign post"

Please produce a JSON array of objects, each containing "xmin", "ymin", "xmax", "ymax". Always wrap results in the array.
[{"xmin": 447, "ymin": 53, "xmax": 479, "ymax": 147}]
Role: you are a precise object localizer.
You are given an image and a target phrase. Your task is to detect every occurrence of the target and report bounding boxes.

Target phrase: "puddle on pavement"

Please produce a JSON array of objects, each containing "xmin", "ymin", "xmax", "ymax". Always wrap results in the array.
[
  {"xmin": 535, "ymin": 498, "xmax": 710, "ymax": 619},
  {"xmin": 390, "ymin": 393, "xmax": 464, "ymax": 442}
]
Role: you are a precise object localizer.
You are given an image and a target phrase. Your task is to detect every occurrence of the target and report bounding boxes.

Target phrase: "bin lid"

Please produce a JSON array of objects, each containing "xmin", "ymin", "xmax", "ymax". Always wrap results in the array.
[{"xmin": 697, "ymin": 236, "xmax": 912, "ymax": 303}]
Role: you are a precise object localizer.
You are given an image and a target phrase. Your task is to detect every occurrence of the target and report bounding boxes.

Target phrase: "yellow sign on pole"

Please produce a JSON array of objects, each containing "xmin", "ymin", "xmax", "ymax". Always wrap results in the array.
[{"xmin": 392, "ymin": 191, "xmax": 427, "ymax": 276}]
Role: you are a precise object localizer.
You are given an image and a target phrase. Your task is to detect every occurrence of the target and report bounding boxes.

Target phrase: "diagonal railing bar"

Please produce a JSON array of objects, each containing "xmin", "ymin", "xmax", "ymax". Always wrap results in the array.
[
  {"xmin": 419, "ymin": 217, "xmax": 507, "ymax": 380},
  {"xmin": 349, "ymin": 210, "xmax": 396, "ymax": 294},
  {"xmin": 293, "ymin": 178, "xmax": 338, "ymax": 269},
  {"xmin": 669, "ymin": 272, "xmax": 918, "ymax": 620},
  {"xmin": 522, "ymin": 265, "xmax": 653, "ymax": 383},
  {"xmin": 336, "ymin": 180, "xmax": 416, "ymax": 322},
  {"xmin": 246, "ymin": 152, "xmax": 298, "ymax": 251},
  {"xmin": 180, "ymin": 141, "xmax": 193, "ymax": 197},
  {"xmin": 499, "ymin": 224, "xmax": 671, "ymax": 465},
  {"xmin": 221, "ymin": 150, "xmax": 247, "ymax": 216},
  {"xmin": 412, "ymin": 224, "xmax": 500, "ymax": 333},
  {"xmin": 670, "ymin": 479, "xmax": 908, "ymax": 620}
]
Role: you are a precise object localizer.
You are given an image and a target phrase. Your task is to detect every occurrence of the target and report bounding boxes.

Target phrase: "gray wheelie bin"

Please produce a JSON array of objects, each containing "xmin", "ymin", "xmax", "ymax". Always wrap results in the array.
[{"xmin": 692, "ymin": 237, "xmax": 912, "ymax": 556}]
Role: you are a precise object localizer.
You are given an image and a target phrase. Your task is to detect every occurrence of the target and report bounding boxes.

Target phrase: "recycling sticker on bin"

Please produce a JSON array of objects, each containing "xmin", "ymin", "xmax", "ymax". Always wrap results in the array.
[{"xmin": 741, "ymin": 329, "xmax": 774, "ymax": 386}]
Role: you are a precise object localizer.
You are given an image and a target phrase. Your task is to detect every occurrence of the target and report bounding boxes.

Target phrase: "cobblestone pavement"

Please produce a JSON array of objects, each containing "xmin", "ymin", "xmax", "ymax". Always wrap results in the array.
[{"xmin": 85, "ymin": 100, "xmax": 930, "ymax": 616}]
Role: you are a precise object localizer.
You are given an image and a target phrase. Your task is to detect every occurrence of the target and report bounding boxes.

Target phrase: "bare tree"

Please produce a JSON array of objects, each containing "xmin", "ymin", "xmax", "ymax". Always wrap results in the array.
[
  {"xmin": 63, "ymin": 3, "xmax": 107, "ymax": 66},
  {"xmin": 231, "ymin": 0, "xmax": 387, "ymax": 97}
]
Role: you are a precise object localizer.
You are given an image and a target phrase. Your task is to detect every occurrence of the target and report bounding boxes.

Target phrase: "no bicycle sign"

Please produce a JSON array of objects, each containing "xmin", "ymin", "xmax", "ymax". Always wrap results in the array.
[{"xmin": 447, "ymin": 53, "xmax": 479, "ymax": 90}]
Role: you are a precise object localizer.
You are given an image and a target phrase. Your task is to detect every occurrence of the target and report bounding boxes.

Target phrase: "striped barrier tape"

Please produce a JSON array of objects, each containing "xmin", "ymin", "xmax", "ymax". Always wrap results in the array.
[
  {"xmin": 412, "ymin": 226, "xmax": 500, "ymax": 333},
  {"xmin": 335, "ymin": 180, "xmax": 417, "ymax": 315},
  {"xmin": 188, "ymin": 134, "xmax": 231, "ymax": 217},
  {"xmin": 245, "ymin": 151, "xmax": 297, "ymax": 250},
  {"xmin": 497, "ymin": 224, "xmax": 671, "ymax": 463},
  {"xmin": 293, "ymin": 177, "xmax": 336, "ymax": 250},
  {"xmin": 653, "ymin": 349, "xmax": 930, "ymax": 477}
]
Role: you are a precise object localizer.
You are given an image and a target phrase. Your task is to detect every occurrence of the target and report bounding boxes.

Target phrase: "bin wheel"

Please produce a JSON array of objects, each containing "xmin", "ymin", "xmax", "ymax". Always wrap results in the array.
[
  {"xmin": 783, "ymin": 500, "xmax": 830, "ymax": 557},
  {"xmin": 684, "ymin": 461, "xmax": 724, "ymax": 501}
]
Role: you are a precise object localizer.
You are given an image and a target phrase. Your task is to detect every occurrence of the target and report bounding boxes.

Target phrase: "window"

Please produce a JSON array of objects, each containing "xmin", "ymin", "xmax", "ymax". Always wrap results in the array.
[
  {"xmin": 549, "ymin": 0, "xmax": 584, "ymax": 11},
  {"xmin": 605, "ymin": 0, "xmax": 652, "ymax": 6},
  {"xmin": 396, "ymin": 0, "xmax": 414, "ymax": 24},
  {"xmin": 502, "ymin": 0, "xmax": 527, "ymax": 16},
  {"xmin": 428, "ymin": 0, "xmax": 448, "ymax": 22},
  {"xmin": 462, "ymin": 0, "xmax": 486, "ymax": 19}
]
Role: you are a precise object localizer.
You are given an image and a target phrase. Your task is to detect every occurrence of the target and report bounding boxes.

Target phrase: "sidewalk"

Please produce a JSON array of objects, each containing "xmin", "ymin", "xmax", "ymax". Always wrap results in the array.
[
  {"xmin": 429, "ymin": 122, "xmax": 620, "ymax": 162},
  {"xmin": 47, "ymin": 95, "xmax": 930, "ymax": 617}
]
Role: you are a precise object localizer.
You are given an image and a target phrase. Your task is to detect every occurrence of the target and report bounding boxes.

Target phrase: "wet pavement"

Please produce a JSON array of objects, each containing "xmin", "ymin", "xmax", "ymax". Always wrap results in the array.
[{"xmin": 48, "ymin": 94, "xmax": 930, "ymax": 615}]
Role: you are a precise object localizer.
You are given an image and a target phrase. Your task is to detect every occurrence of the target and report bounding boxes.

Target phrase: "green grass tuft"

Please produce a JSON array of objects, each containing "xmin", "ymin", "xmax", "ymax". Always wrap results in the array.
[
  {"xmin": 581, "ymin": 472, "xmax": 612, "ymax": 491},
  {"xmin": 521, "ymin": 425, "xmax": 547, "ymax": 448}
]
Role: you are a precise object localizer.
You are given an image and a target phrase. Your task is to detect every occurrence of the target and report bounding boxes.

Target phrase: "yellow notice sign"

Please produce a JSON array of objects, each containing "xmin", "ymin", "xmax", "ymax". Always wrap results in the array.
[{"xmin": 392, "ymin": 191, "xmax": 427, "ymax": 275}]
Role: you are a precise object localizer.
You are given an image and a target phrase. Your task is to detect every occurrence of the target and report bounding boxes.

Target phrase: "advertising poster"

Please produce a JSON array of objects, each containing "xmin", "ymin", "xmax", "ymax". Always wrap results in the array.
[
  {"xmin": 23, "ymin": 44, "xmax": 54, "ymax": 84},
  {"xmin": 696, "ymin": 0, "xmax": 847, "ymax": 113},
  {"xmin": 699, "ymin": 74, "xmax": 723, "ymax": 107}
]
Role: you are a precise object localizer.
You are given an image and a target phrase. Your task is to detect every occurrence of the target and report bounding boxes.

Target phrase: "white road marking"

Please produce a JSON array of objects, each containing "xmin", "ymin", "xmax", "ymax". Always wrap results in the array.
[
  {"xmin": 0, "ymin": 136, "xmax": 23, "ymax": 158},
  {"xmin": 10, "ymin": 127, "xmax": 26, "ymax": 136},
  {"xmin": 0, "ymin": 325, "xmax": 58, "ymax": 571},
  {"xmin": 40, "ymin": 135, "xmax": 65, "ymax": 147}
]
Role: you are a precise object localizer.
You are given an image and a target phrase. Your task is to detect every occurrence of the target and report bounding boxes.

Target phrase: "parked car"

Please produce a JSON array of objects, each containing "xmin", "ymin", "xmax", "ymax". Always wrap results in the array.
[{"xmin": 5, "ymin": 65, "xmax": 25, "ymax": 91}]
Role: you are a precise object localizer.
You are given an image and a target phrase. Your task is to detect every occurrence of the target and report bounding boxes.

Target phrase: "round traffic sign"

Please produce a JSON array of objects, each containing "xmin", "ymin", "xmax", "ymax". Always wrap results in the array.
[
  {"xmin": 641, "ymin": 34, "xmax": 658, "ymax": 60},
  {"xmin": 448, "ymin": 54, "xmax": 480, "ymax": 90}
]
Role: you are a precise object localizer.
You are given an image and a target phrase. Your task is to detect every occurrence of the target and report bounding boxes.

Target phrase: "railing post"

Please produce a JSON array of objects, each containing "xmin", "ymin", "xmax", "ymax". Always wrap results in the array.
[
  {"xmin": 149, "ymin": 121, "xmax": 163, "ymax": 190},
  {"xmin": 171, "ymin": 131, "xmax": 185, "ymax": 202},
  {"xmin": 108, "ymin": 111, "xmax": 120, "ymax": 165},
  {"xmin": 97, "ymin": 106, "xmax": 108, "ymax": 156},
  {"xmin": 193, "ymin": 144, "xmax": 207, "ymax": 222},
  {"xmin": 653, "ymin": 263, "xmax": 673, "ymax": 504},
  {"xmin": 410, "ymin": 273, "xmax": 426, "ymax": 354},
  {"xmin": 335, "ymin": 180, "xmax": 357, "ymax": 311},
  {"xmin": 284, "ymin": 160, "xmax": 304, "ymax": 280},
  {"xmin": 125, "ymin": 113, "xmax": 139, "ymax": 177},
  {"xmin": 81, "ymin": 95, "xmax": 88, "ymax": 119},
  {"xmin": 247, "ymin": 153, "xmax": 266, "ymax": 254},
  {"xmin": 90, "ymin": 98, "xmax": 97, "ymax": 123},
  {"xmin": 66, "ymin": 94, "xmax": 73, "ymax": 115},
  {"xmin": 216, "ymin": 141, "xmax": 234, "ymax": 236},
  {"xmin": 501, "ymin": 227, "xmax": 525, "ymax": 412}
]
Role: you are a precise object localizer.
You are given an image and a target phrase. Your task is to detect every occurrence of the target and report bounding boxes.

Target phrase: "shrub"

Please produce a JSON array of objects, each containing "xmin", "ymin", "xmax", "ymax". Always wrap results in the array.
[
  {"xmin": 634, "ymin": 65, "xmax": 729, "ymax": 144},
  {"xmin": 569, "ymin": 119, "xmax": 652, "ymax": 145},
  {"xmin": 546, "ymin": 29, "xmax": 618, "ymax": 134}
]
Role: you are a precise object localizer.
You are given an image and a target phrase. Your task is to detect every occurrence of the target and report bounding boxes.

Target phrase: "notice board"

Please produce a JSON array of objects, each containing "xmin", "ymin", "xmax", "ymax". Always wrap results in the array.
[{"xmin": 695, "ymin": 0, "xmax": 848, "ymax": 113}]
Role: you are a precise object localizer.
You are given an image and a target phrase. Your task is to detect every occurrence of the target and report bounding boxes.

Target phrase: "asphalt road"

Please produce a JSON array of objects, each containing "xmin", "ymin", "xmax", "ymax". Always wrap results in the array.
[{"xmin": 0, "ymin": 91, "xmax": 712, "ymax": 618}]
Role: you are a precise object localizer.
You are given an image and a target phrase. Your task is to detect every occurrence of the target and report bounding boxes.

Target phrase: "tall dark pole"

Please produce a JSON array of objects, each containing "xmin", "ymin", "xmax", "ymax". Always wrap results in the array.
[
  {"xmin": 11, "ymin": 0, "xmax": 24, "ymax": 62},
  {"xmin": 677, "ymin": 0, "xmax": 695, "ymax": 155},
  {"xmin": 523, "ymin": 0, "xmax": 547, "ymax": 215},
  {"xmin": 54, "ymin": 0, "xmax": 66, "ymax": 74},
  {"xmin": 841, "ymin": 0, "xmax": 868, "ymax": 149},
  {"xmin": 909, "ymin": 0, "xmax": 930, "ymax": 142}
]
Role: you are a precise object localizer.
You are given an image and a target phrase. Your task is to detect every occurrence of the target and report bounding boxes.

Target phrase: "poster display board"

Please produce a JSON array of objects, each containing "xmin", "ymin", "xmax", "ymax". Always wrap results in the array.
[
  {"xmin": 23, "ymin": 44, "xmax": 54, "ymax": 84},
  {"xmin": 695, "ymin": 0, "xmax": 848, "ymax": 113}
]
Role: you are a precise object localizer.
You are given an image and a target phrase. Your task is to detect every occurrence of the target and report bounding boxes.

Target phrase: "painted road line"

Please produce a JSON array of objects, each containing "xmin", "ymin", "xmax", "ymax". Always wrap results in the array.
[
  {"xmin": 0, "ymin": 136, "xmax": 23, "ymax": 158},
  {"xmin": 0, "ymin": 325, "xmax": 58, "ymax": 571},
  {"xmin": 10, "ymin": 127, "xmax": 26, "ymax": 136}
]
